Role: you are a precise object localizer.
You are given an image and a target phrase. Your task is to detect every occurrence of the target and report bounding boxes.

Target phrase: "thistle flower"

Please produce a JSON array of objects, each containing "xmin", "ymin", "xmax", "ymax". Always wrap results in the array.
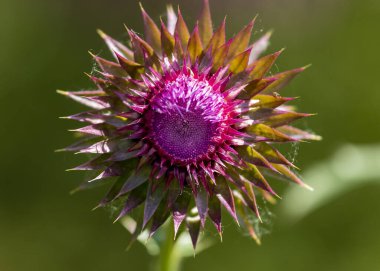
[{"xmin": 59, "ymin": 0, "xmax": 320, "ymax": 247}]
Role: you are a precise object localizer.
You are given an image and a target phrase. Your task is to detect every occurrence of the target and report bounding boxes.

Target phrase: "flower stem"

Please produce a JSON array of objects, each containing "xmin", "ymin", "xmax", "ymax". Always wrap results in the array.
[{"xmin": 155, "ymin": 222, "xmax": 182, "ymax": 271}]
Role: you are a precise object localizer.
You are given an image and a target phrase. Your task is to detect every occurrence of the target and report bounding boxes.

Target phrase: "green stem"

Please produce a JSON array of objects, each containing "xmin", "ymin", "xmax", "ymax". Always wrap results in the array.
[{"xmin": 155, "ymin": 222, "xmax": 182, "ymax": 271}]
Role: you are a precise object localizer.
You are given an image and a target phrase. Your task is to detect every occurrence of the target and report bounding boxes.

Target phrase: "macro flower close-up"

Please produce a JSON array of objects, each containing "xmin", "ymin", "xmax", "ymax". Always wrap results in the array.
[
  {"xmin": 2, "ymin": 0, "xmax": 380, "ymax": 270},
  {"xmin": 59, "ymin": 0, "xmax": 319, "ymax": 249}
]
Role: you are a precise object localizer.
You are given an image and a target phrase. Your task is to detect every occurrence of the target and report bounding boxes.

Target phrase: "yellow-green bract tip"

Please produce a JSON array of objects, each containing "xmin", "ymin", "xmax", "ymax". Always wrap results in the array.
[
  {"xmin": 96, "ymin": 29, "xmax": 107, "ymax": 38},
  {"xmin": 302, "ymin": 64, "xmax": 312, "ymax": 70}
]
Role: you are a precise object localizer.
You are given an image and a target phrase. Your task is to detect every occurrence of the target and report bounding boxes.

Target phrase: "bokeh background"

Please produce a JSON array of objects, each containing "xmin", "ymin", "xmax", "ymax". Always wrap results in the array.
[{"xmin": 1, "ymin": 0, "xmax": 380, "ymax": 270}]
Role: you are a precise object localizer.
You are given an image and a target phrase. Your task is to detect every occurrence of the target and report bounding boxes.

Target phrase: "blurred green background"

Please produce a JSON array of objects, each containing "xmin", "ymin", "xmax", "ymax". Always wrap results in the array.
[{"xmin": 1, "ymin": 0, "xmax": 380, "ymax": 270}]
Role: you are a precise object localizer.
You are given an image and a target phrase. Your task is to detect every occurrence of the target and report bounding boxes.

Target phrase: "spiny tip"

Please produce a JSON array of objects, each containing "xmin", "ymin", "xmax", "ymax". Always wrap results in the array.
[
  {"xmin": 113, "ymin": 214, "xmax": 123, "ymax": 224},
  {"xmin": 302, "ymin": 183, "xmax": 314, "ymax": 191},
  {"xmin": 291, "ymin": 164, "xmax": 301, "ymax": 171},
  {"xmin": 96, "ymin": 29, "xmax": 107, "ymax": 38},
  {"xmin": 257, "ymin": 212, "xmax": 263, "ymax": 223},
  {"xmin": 274, "ymin": 192, "xmax": 282, "ymax": 200},
  {"xmin": 56, "ymin": 89, "xmax": 67, "ymax": 95},
  {"xmin": 166, "ymin": 3, "xmax": 174, "ymax": 11},
  {"xmin": 252, "ymin": 14, "xmax": 259, "ymax": 23},
  {"xmin": 302, "ymin": 64, "xmax": 312, "ymax": 70},
  {"xmin": 266, "ymin": 29, "xmax": 274, "ymax": 37},
  {"xmin": 69, "ymin": 188, "xmax": 79, "ymax": 195},
  {"xmin": 123, "ymin": 24, "xmax": 131, "ymax": 32},
  {"xmin": 92, "ymin": 204, "xmax": 102, "ymax": 211},
  {"xmin": 88, "ymin": 50, "xmax": 97, "ymax": 58},
  {"xmin": 278, "ymin": 47, "xmax": 286, "ymax": 54},
  {"xmin": 218, "ymin": 230, "xmax": 223, "ymax": 242},
  {"xmin": 138, "ymin": 2, "xmax": 145, "ymax": 12},
  {"xmin": 83, "ymin": 72, "xmax": 92, "ymax": 78},
  {"xmin": 254, "ymin": 237, "xmax": 262, "ymax": 245}
]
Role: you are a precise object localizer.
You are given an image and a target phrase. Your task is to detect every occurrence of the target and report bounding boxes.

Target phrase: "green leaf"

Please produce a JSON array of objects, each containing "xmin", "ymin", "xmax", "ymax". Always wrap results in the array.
[{"xmin": 282, "ymin": 144, "xmax": 380, "ymax": 222}]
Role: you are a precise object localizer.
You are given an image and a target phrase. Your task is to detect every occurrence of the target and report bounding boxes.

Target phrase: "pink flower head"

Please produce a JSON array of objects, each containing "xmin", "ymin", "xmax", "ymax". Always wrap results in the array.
[{"xmin": 60, "ymin": 0, "xmax": 320, "ymax": 247}]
